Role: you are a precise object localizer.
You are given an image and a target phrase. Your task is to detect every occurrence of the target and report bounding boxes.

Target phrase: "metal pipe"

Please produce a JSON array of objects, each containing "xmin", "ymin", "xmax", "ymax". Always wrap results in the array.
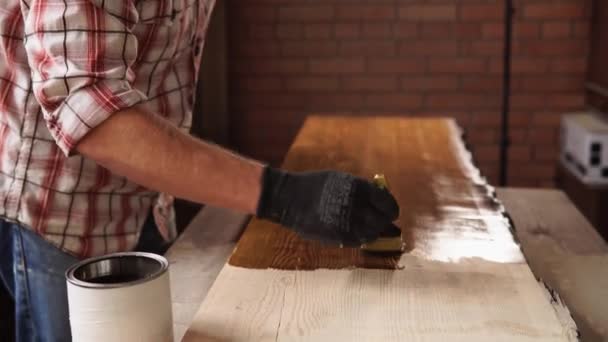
[{"xmin": 499, "ymin": 0, "xmax": 515, "ymax": 186}]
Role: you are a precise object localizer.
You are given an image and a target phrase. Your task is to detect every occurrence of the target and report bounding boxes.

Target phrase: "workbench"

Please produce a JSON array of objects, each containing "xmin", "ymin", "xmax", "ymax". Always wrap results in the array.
[{"xmin": 167, "ymin": 188, "xmax": 608, "ymax": 341}]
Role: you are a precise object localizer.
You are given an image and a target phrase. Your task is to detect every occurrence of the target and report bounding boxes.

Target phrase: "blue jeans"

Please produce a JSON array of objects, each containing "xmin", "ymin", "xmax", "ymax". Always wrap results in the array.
[{"xmin": 0, "ymin": 215, "xmax": 169, "ymax": 342}]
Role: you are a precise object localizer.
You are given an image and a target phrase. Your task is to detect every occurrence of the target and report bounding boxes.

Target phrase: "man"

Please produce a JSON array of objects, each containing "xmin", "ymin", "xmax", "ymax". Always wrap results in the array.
[{"xmin": 0, "ymin": 1, "xmax": 400, "ymax": 341}]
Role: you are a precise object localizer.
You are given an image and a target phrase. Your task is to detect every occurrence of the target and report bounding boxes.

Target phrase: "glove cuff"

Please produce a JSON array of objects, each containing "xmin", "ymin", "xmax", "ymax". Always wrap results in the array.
[{"xmin": 256, "ymin": 166, "xmax": 287, "ymax": 222}]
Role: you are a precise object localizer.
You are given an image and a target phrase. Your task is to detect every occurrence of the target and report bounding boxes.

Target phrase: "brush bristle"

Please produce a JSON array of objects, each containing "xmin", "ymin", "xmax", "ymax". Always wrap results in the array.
[{"xmin": 361, "ymin": 236, "xmax": 404, "ymax": 253}]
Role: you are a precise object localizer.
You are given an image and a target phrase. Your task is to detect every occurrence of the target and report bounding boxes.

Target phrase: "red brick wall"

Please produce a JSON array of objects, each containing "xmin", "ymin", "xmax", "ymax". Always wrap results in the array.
[{"xmin": 227, "ymin": 0, "xmax": 592, "ymax": 186}]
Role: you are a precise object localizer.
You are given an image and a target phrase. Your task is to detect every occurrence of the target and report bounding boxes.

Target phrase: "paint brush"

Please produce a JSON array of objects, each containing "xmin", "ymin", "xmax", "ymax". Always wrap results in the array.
[{"xmin": 361, "ymin": 174, "xmax": 405, "ymax": 253}]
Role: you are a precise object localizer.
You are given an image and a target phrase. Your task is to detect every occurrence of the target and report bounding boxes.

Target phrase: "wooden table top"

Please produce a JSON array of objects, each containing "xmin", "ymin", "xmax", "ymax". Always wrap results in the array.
[{"xmin": 173, "ymin": 117, "xmax": 577, "ymax": 341}]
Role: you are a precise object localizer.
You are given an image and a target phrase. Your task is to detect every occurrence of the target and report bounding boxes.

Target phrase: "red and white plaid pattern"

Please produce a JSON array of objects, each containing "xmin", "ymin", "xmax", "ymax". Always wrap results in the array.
[{"xmin": 0, "ymin": 0, "xmax": 214, "ymax": 258}]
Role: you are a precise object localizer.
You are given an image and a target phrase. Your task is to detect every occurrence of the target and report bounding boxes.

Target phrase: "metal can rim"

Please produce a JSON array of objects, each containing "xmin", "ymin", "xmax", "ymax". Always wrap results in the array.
[{"xmin": 65, "ymin": 252, "xmax": 169, "ymax": 289}]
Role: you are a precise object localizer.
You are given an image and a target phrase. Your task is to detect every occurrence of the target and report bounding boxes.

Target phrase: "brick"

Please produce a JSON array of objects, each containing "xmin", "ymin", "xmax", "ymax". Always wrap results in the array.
[
  {"xmin": 399, "ymin": 5, "xmax": 457, "ymax": 21},
  {"xmin": 508, "ymin": 163, "xmax": 555, "ymax": 179},
  {"xmin": 467, "ymin": 41, "xmax": 503, "ymax": 56},
  {"xmin": 419, "ymin": 23, "xmax": 481, "ymax": 39},
  {"xmin": 426, "ymin": 94, "xmax": 500, "ymax": 109},
  {"xmin": 534, "ymin": 145, "xmax": 560, "ymax": 162},
  {"xmin": 279, "ymin": 5, "xmax": 334, "ymax": 22},
  {"xmin": 516, "ymin": 76, "xmax": 584, "ymax": 92},
  {"xmin": 334, "ymin": 23, "xmax": 360, "ymax": 38},
  {"xmin": 474, "ymin": 145, "xmax": 500, "ymax": 162},
  {"xmin": 511, "ymin": 95, "xmax": 546, "ymax": 110},
  {"xmin": 362, "ymin": 23, "xmax": 391, "ymax": 38},
  {"xmin": 237, "ymin": 110, "xmax": 303, "ymax": 128},
  {"xmin": 542, "ymin": 22, "xmax": 571, "ymax": 38},
  {"xmin": 232, "ymin": 58, "xmax": 308, "ymax": 75},
  {"xmin": 339, "ymin": 41, "xmax": 396, "ymax": 57},
  {"xmin": 460, "ymin": 4, "xmax": 503, "ymax": 20},
  {"xmin": 461, "ymin": 76, "xmax": 502, "ymax": 91},
  {"xmin": 401, "ymin": 77, "xmax": 459, "ymax": 91},
  {"xmin": 509, "ymin": 112, "xmax": 531, "ymax": 128},
  {"xmin": 336, "ymin": 5, "xmax": 395, "ymax": 20},
  {"xmin": 308, "ymin": 94, "xmax": 366, "ymax": 110},
  {"xmin": 524, "ymin": 4, "xmax": 587, "ymax": 19},
  {"xmin": 509, "ymin": 129, "xmax": 527, "ymax": 143},
  {"xmin": 393, "ymin": 23, "xmax": 418, "ymax": 38},
  {"xmin": 309, "ymin": 58, "xmax": 365, "ymax": 74},
  {"xmin": 250, "ymin": 24, "xmax": 274, "ymax": 39},
  {"xmin": 471, "ymin": 112, "xmax": 502, "ymax": 127},
  {"xmin": 551, "ymin": 58, "xmax": 587, "ymax": 73},
  {"xmin": 276, "ymin": 24, "xmax": 303, "ymax": 39},
  {"xmin": 531, "ymin": 112, "xmax": 562, "ymax": 127},
  {"xmin": 232, "ymin": 5, "xmax": 276, "ymax": 23},
  {"xmin": 399, "ymin": 41, "xmax": 460, "ymax": 56},
  {"xmin": 550, "ymin": 94, "xmax": 585, "ymax": 109},
  {"xmin": 234, "ymin": 77, "xmax": 282, "ymax": 92},
  {"xmin": 573, "ymin": 21, "xmax": 590, "ymax": 38},
  {"xmin": 489, "ymin": 58, "xmax": 549, "ymax": 74},
  {"xmin": 508, "ymin": 145, "xmax": 532, "ymax": 162},
  {"xmin": 232, "ymin": 93, "xmax": 308, "ymax": 110},
  {"xmin": 482, "ymin": 23, "xmax": 503, "ymax": 38},
  {"xmin": 512, "ymin": 58, "xmax": 551, "ymax": 73},
  {"xmin": 234, "ymin": 41, "xmax": 281, "ymax": 57},
  {"xmin": 284, "ymin": 77, "xmax": 339, "ymax": 91},
  {"xmin": 514, "ymin": 23, "xmax": 541, "ymax": 39},
  {"xmin": 429, "ymin": 58, "xmax": 486, "ymax": 73},
  {"xmin": 508, "ymin": 177, "xmax": 539, "ymax": 187},
  {"xmin": 368, "ymin": 58, "xmax": 425, "ymax": 74},
  {"xmin": 304, "ymin": 24, "xmax": 332, "ymax": 39},
  {"xmin": 528, "ymin": 129, "xmax": 558, "ymax": 144},
  {"xmin": 466, "ymin": 129, "xmax": 499, "ymax": 144},
  {"xmin": 514, "ymin": 39, "xmax": 587, "ymax": 57},
  {"xmin": 343, "ymin": 76, "xmax": 398, "ymax": 91},
  {"xmin": 478, "ymin": 163, "xmax": 499, "ymax": 184},
  {"xmin": 282, "ymin": 41, "xmax": 337, "ymax": 57},
  {"xmin": 364, "ymin": 94, "xmax": 423, "ymax": 110},
  {"xmin": 334, "ymin": 23, "xmax": 361, "ymax": 38}
]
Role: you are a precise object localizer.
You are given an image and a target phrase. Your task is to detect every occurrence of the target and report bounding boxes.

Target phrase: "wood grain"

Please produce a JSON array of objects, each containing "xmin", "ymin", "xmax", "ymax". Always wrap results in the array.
[
  {"xmin": 229, "ymin": 117, "xmax": 522, "ymax": 269},
  {"xmin": 165, "ymin": 206, "xmax": 249, "ymax": 342},
  {"xmin": 181, "ymin": 117, "xmax": 576, "ymax": 341},
  {"xmin": 498, "ymin": 188, "xmax": 608, "ymax": 342},
  {"xmin": 184, "ymin": 262, "xmax": 576, "ymax": 342}
]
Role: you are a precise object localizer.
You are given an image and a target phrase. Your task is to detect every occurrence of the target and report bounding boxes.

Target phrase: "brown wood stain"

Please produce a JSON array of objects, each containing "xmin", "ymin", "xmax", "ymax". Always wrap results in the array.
[{"xmin": 229, "ymin": 117, "xmax": 520, "ymax": 270}]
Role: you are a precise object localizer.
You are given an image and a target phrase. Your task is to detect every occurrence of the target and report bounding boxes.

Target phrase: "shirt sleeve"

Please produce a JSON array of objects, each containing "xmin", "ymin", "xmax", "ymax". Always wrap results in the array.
[{"xmin": 22, "ymin": 0, "xmax": 147, "ymax": 156}]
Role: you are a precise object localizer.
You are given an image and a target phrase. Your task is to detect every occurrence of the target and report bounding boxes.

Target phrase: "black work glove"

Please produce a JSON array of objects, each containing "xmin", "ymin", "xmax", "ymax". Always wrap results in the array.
[{"xmin": 256, "ymin": 167, "xmax": 401, "ymax": 247}]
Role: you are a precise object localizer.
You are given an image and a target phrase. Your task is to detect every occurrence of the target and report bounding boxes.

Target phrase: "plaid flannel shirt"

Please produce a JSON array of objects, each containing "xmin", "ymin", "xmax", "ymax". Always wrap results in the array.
[{"xmin": 0, "ymin": 0, "xmax": 214, "ymax": 258}]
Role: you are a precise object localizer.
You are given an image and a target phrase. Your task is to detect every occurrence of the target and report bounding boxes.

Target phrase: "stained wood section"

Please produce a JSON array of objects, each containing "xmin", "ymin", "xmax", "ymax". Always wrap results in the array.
[{"xmin": 229, "ymin": 117, "xmax": 522, "ymax": 269}]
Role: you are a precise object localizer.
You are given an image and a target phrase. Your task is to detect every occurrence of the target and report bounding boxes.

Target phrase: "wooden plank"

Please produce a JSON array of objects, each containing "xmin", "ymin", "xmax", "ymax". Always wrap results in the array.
[
  {"xmin": 230, "ymin": 117, "xmax": 522, "ymax": 269},
  {"xmin": 184, "ymin": 263, "xmax": 574, "ymax": 341},
  {"xmin": 181, "ymin": 117, "xmax": 576, "ymax": 341},
  {"xmin": 173, "ymin": 189, "xmax": 608, "ymax": 342},
  {"xmin": 166, "ymin": 206, "xmax": 249, "ymax": 342},
  {"xmin": 497, "ymin": 188, "xmax": 608, "ymax": 342}
]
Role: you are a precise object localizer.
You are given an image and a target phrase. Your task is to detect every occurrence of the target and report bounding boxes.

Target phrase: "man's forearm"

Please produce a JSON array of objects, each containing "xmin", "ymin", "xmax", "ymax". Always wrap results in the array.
[{"xmin": 76, "ymin": 106, "xmax": 264, "ymax": 214}]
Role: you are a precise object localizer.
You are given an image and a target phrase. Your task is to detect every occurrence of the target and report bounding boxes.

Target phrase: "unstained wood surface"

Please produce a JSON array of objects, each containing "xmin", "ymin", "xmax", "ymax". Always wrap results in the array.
[{"xmin": 230, "ymin": 117, "xmax": 522, "ymax": 269}]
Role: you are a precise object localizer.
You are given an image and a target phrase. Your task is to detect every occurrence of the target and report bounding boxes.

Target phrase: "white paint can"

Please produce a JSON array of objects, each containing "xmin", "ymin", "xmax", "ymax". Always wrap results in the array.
[{"xmin": 66, "ymin": 252, "xmax": 173, "ymax": 342}]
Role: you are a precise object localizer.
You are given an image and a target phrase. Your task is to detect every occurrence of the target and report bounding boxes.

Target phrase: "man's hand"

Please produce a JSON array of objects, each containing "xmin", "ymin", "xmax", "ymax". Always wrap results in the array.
[{"xmin": 257, "ymin": 168, "xmax": 401, "ymax": 247}]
